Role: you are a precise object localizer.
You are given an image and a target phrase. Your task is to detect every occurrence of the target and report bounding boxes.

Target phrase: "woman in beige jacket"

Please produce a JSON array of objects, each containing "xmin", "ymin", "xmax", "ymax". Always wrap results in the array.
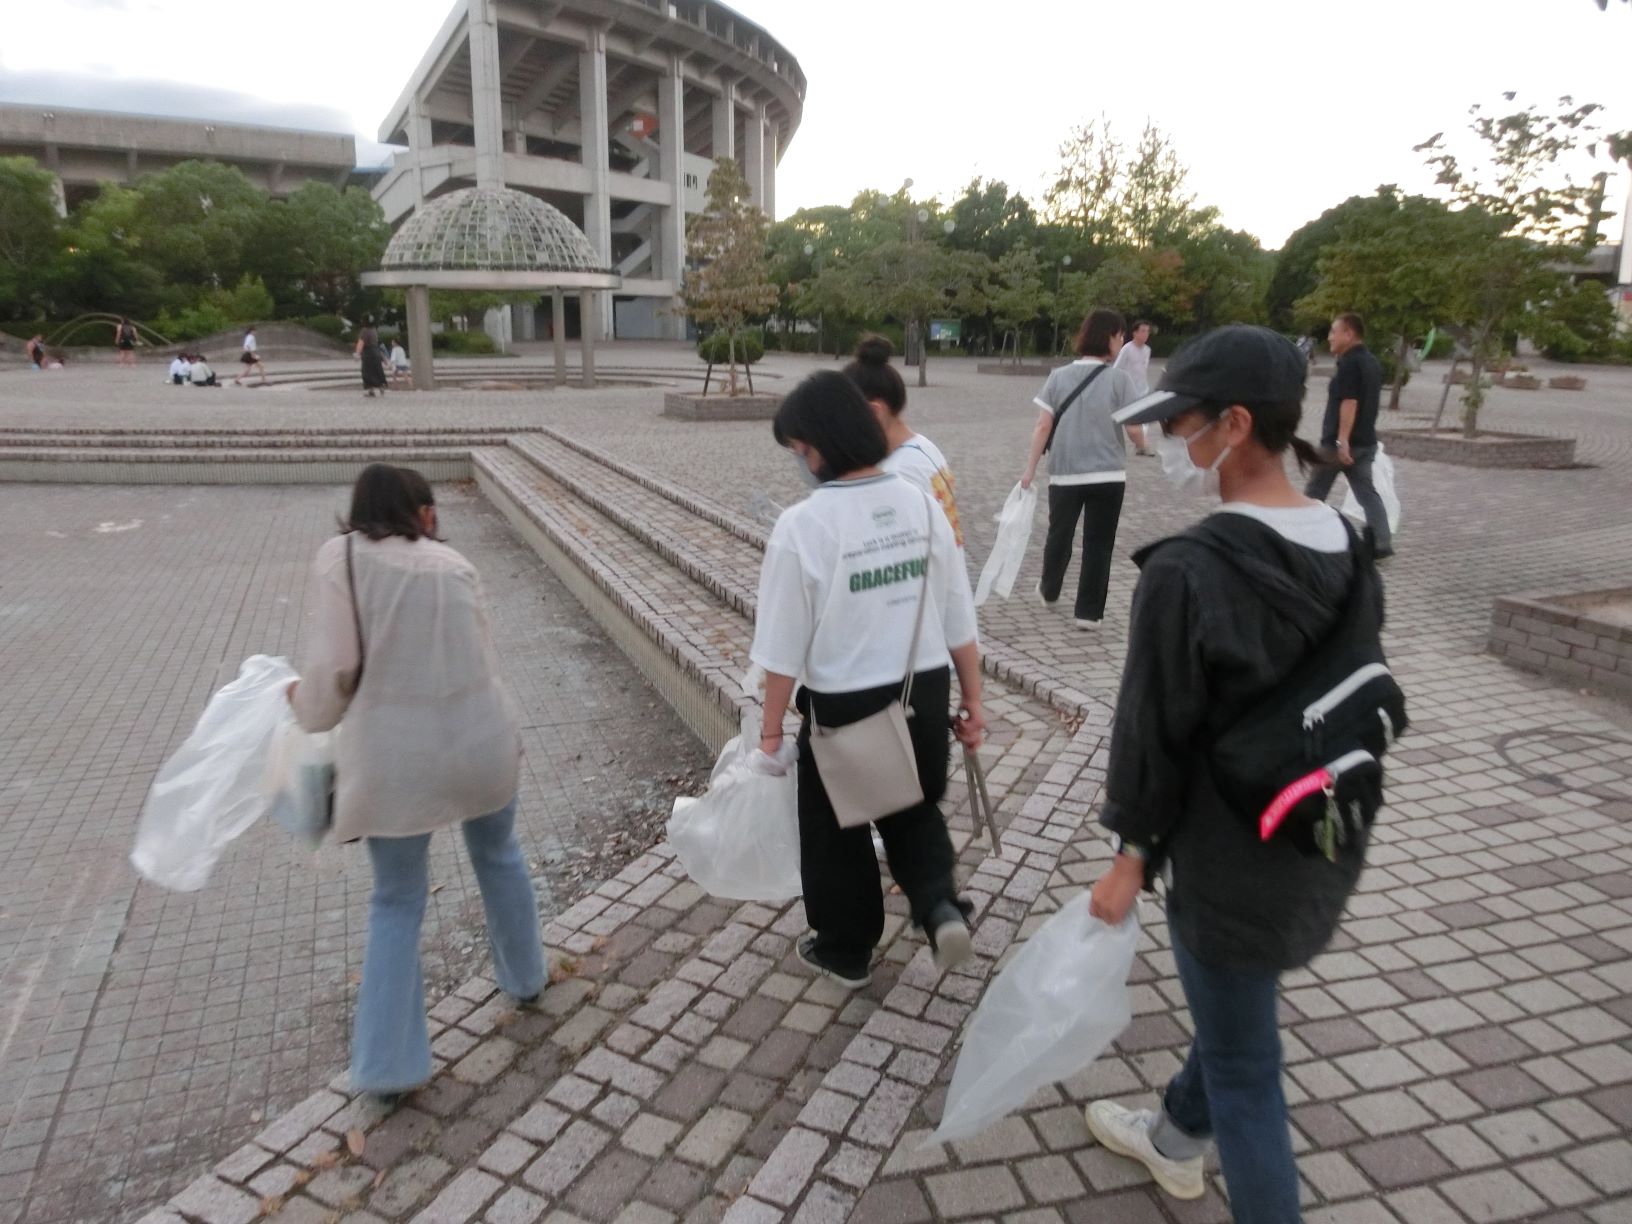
[{"xmin": 291, "ymin": 464, "xmax": 544, "ymax": 1100}]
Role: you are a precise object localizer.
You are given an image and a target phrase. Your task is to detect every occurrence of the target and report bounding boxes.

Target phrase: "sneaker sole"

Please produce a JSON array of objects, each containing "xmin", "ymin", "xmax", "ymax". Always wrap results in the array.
[
  {"xmin": 931, "ymin": 920, "xmax": 973, "ymax": 971},
  {"xmin": 796, "ymin": 942, "xmax": 871, "ymax": 989},
  {"xmin": 1084, "ymin": 1108, "xmax": 1205, "ymax": 1200}
]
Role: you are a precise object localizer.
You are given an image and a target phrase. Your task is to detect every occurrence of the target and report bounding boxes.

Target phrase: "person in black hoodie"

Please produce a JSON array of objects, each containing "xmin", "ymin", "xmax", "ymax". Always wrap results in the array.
[{"xmin": 1083, "ymin": 326, "xmax": 1384, "ymax": 1223}]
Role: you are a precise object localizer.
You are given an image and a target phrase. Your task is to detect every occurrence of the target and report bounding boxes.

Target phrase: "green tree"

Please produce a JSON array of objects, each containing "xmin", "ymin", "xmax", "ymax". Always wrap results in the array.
[
  {"xmin": 1044, "ymin": 116, "xmax": 1122, "ymax": 247},
  {"xmin": 1296, "ymin": 189, "xmax": 1477, "ymax": 410},
  {"xmin": 0, "ymin": 156, "xmax": 63, "ymax": 319},
  {"xmin": 988, "ymin": 245, "xmax": 1050, "ymax": 361},
  {"xmin": 946, "ymin": 178, "xmax": 1038, "ymax": 260},
  {"xmin": 682, "ymin": 158, "xmax": 778, "ymax": 395},
  {"xmin": 1268, "ymin": 193, "xmax": 1396, "ymax": 330},
  {"xmin": 1418, "ymin": 93, "xmax": 1614, "ymax": 434},
  {"xmin": 251, "ymin": 183, "xmax": 390, "ymax": 317},
  {"xmin": 834, "ymin": 241, "xmax": 989, "ymax": 386},
  {"xmin": 53, "ymin": 183, "xmax": 166, "ymax": 318}
]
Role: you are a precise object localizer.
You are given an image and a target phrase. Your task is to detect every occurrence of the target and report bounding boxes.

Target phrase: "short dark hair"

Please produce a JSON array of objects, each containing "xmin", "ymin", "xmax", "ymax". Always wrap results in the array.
[
  {"xmin": 772, "ymin": 371, "xmax": 888, "ymax": 477},
  {"xmin": 1334, "ymin": 311, "xmax": 1365, "ymax": 339},
  {"xmin": 843, "ymin": 334, "xmax": 906, "ymax": 415},
  {"xmin": 1074, "ymin": 308, "xmax": 1127, "ymax": 358},
  {"xmin": 345, "ymin": 463, "xmax": 432, "ymax": 541},
  {"xmin": 1131, "ymin": 319, "xmax": 1154, "ymax": 334}
]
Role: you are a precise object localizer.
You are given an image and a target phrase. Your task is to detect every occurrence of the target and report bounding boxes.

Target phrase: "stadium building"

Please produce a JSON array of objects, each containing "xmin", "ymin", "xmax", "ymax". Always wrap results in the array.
[{"xmin": 371, "ymin": 0, "xmax": 805, "ymax": 341}]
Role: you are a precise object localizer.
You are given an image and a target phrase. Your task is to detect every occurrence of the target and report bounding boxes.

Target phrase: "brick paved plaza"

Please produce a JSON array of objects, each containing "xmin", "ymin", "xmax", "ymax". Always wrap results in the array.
[{"xmin": 0, "ymin": 348, "xmax": 1629, "ymax": 1224}]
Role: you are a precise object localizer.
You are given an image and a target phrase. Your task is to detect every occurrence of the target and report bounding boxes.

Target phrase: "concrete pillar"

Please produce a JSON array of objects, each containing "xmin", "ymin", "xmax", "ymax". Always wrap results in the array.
[
  {"xmin": 579, "ymin": 290, "xmax": 598, "ymax": 388},
  {"xmin": 579, "ymin": 27, "xmax": 615, "ymax": 339},
  {"xmin": 46, "ymin": 173, "xmax": 66, "ymax": 219},
  {"xmin": 711, "ymin": 78, "xmax": 735, "ymax": 162},
  {"xmin": 764, "ymin": 122, "xmax": 777, "ymax": 221},
  {"xmin": 552, "ymin": 292, "xmax": 567, "ymax": 387},
  {"xmin": 407, "ymin": 97, "xmax": 433, "ymax": 205},
  {"xmin": 511, "ymin": 300, "xmax": 536, "ymax": 341},
  {"xmin": 658, "ymin": 56, "xmax": 688, "ymax": 339},
  {"xmin": 468, "ymin": 0, "xmax": 506, "ymax": 187},
  {"xmin": 407, "ymin": 285, "xmax": 436, "ymax": 391},
  {"xmin": 745, "ymin": 105, "xmax": 766, "ymax": 210}
]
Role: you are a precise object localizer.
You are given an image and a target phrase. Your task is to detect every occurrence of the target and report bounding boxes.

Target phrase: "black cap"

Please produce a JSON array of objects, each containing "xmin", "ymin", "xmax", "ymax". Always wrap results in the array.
[{"xmin": 1113, "ymin": 325, "xmax": 1307, "ymax": 427}]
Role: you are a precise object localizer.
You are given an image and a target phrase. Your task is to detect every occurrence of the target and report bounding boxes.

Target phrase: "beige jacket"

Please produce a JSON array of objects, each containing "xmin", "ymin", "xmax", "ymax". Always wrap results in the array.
[{"xmin": 292, "ymin": 534, "xmax": 521, "ymax": 841}]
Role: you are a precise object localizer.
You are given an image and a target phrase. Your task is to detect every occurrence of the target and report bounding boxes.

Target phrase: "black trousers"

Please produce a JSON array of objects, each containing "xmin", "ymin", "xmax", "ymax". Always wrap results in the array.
[
  {"xmin": 1041, "ymin": 481, "xmax": 1126, "ymax": 621},
  {"xmin": 796, "ymin": 667, "xmax": 958, "ymax": 973}
]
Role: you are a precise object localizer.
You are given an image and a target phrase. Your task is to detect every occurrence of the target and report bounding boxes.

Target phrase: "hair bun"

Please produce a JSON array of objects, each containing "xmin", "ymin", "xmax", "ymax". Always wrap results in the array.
[{"xmin": 854, "ymin": 334, "xmax": 894, "ymax": 366}]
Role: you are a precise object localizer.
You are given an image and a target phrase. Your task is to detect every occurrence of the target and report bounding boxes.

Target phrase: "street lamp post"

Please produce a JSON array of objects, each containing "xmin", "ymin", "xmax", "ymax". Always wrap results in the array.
[
  {"xmin": 803, "ymin": 241, "xmax": 823, "ymax": 356},
  {"xmin": 1051, "ymin": 254, "xmax": 1072, "ymax": 357}
]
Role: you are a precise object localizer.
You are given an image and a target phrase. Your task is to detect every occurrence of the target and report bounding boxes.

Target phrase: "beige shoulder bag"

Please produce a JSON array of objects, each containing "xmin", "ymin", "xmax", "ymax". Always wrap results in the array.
[{"xmin": 807, "ymin": 494, "xmax": 936, "ymax": 828}]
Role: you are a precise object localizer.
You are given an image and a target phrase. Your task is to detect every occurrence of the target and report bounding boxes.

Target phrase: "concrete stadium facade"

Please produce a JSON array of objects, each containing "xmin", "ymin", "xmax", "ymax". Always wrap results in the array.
[
  {"xmin": 372, "ymin": 0, "xmax": 804, "ymax": 341},
  {"xmin": 0, "ymin": 103, "xmax": 357, "ymax": 213}
]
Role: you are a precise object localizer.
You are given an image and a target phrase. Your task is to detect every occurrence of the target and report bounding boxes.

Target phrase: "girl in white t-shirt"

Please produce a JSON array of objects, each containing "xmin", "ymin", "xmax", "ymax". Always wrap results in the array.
[
  {"xmin": 750, "ymin": 371, "xmax": 986, "ymax": 989},
  {"xmin": 844, "ymin": 335, "xmax": 967, "ymax": 556}
]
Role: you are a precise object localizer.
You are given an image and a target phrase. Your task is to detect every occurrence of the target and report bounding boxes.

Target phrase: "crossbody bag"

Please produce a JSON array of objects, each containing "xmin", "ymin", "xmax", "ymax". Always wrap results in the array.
[
  {"xmin": 807, "ymin": 493, "xmax": 937, "ymax": 828},
  {"xmin": 1044, "ymin": 363, "xmax": 1107, "ymax": 454}
]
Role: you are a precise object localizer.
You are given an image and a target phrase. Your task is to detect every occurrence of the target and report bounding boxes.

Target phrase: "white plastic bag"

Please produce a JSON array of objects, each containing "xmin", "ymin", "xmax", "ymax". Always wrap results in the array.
[
  {"xmin": 667, "ymin": 710, "xmax": 801, "ymax": 902},
  {"xmin": 974, "ymin": 483, "xmax": 1038, "ymax": 606},
  {"xmin": 1342, "ymin": 443, "xmax": 1402, "ymax": 534},
  {"xmin": 930, "ymin": 894, "xmax": 1139, "ymax": 1145},
  {"xmin": 263, "ymin": 718, "xmax": 335, "ymax": 850},
  {"xmin": 131, "ymin": 654, "xmax": 297, "ymax": 891}
]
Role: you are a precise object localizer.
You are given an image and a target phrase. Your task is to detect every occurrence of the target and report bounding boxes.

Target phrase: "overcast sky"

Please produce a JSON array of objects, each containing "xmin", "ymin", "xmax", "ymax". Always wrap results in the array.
[{"xmin": 1, "ymin": 0, "xmax": 1626, "ymax": 248}]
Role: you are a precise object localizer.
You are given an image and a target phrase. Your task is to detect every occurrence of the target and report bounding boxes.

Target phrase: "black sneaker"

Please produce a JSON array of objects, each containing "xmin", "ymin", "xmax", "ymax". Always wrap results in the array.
[
  {"xmin": 796, "ymin": 937, "xmax": 872, "ymax": 989},
  {"xmin": 924, "ymin": 900, "xmax": 973, "ymax": 971}
]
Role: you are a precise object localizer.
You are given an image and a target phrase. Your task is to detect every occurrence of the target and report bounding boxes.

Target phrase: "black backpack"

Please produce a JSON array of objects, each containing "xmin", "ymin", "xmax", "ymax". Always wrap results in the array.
[{"xmin": 1189, "ymin": 520, "xmax": 1408, "ymax": 860}]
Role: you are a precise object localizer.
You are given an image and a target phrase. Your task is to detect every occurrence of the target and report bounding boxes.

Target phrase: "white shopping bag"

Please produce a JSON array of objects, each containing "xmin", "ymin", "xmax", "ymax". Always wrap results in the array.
[
  {"xmin": 974, "ymin": 482, "xmax": 1038, "ymax": 606},
  {"xmin": 1342, "ymin": 443, "xmax": 1402, "ymax": 535},
  {"xmin": 263, "ymin": 718, "xmax": 335, "ymax": 850},
  {"xmin": 667, "ymin": 708, "xmax": 801, "ymax": 902},
  {"xmin": 131, "ymin": 655, "xmax": 297, "ymax": 891},
  {"xmin": 930, "ymin": 894, "xmax": 1139, "ymax": 1145}
]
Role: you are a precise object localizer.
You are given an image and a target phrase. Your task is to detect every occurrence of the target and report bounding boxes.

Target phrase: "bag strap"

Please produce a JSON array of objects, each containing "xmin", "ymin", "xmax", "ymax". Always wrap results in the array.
[
  {"xmin": 1044, "ymin": 363, "xmax": 1108, "ymax": 454},
  {"xmin": 898, "ymin": 492, "xmax": 936, "ymax": 710},
  {"xmin": 345, "ymin": 534, "xmax": 367, "ymax": 686}
]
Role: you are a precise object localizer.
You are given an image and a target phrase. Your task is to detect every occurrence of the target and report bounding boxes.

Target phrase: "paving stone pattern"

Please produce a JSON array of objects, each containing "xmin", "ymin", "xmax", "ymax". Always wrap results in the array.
[{"xmin": 1, "ymin": 352, "xmax": 1629, "ymax": 1223}]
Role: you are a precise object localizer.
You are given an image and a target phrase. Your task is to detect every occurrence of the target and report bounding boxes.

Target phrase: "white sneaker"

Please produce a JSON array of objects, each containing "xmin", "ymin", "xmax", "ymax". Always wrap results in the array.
[
  {"xmin": 1074, "ymin": 617, "xmax": 1101, "ymax": 630},
  {"xmin": 1084, "ymin": 1101, "xmax": 1205, "ymax": 1200},
  {"xmin": 1035, "ymin": 580, "xmax": 1057, "ymax": 607}
]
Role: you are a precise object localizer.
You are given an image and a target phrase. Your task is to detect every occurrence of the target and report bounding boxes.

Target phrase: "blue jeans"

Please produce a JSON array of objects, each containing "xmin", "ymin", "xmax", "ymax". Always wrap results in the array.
[
  {"xmin": 1151, "ymin": 932, "xmax": 1300, "ymax": 1224},
  {"xmin": 351, "ymin": 799, "xmax": 546, "ymax": 1093}
]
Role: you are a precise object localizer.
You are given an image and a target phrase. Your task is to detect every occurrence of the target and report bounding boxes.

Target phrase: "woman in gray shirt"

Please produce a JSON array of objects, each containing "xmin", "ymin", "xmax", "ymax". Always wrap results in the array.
[{"xmin": 1020, "ymin": 309, "xmax": 1142, "ymax": 627}]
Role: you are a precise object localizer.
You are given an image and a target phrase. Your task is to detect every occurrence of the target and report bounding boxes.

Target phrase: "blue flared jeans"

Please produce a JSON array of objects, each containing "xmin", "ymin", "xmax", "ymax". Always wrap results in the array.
[{"xmin": 350, "ymin": 799, "xmax": 546, "ymax": 1093}]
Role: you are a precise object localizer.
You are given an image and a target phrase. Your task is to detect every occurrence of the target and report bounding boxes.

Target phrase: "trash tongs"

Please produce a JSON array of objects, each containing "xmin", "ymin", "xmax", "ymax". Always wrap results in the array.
[{"xmin": 951, "ymin": 712, "xmax": 1002, "ymax": 857}]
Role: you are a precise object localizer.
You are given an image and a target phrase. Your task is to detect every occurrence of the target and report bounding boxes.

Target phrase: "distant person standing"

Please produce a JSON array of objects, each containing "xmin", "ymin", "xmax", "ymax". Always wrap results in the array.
[
  {"xmin": 1305, "ymin": 313, "xmax": 1392, "ymax": 558},
  {"xmin": 1114, "ymin": 320, "xmax": 1156, "ymax": 454},
  {"xmin": 234, "ymin": 326, "xmax": 268, "ymax": 386},
  {"xmin": 1019, "ymin": 309, "xmax": 1142, "ymax": 629},
  {"xmin": 115, "ymin": 317, "xmax": 138, "ymax": 367},
  {"xmin": 357, "ymin": 321, "xmax": 389, "ymax": 397},
  {"xmin": 390, "ymin": 339, "xmax": 410, "ymax": 385},
  {"xmin": 27, "ymin": 334, "xmax": 46, "ymax": 369}
]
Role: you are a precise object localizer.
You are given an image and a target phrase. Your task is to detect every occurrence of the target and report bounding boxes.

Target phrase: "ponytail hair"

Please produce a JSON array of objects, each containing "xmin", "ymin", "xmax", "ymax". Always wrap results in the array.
[{"xmin": 843, "ymin": 333, "xmax": 907, "ymax": 415}]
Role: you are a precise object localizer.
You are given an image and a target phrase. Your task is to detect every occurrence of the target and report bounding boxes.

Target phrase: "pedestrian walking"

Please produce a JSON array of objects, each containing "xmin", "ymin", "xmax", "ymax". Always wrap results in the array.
[
  {"xmin": 115, "ymin": 317, "xmax": 138, "ymax": 367},
  {"xmin": 357, "ymin": 321, "xmax": 389, "ymax": 397},
  {"xmin": 844, "ymin": 334, "xmax": 966, "ymax": 555},
  {"xmin": 1114, "ymin": 319, "xmax": 1156, "ymax": 454},
  {"xmin": 390, "ymin": 339, "xmax": 411, "ymax": 385},
  {"xmin": 287, "ymin": 464, "xmax": 545, "ymax": 1102},
  {"xmin": 1019, "ymin": 308, "xmax": 1142, "ymax": 628},
  {"xmin": 1304, "ymin": 312, "xmax": 1392, "ymax": 558},
  {"xmin": 234, "ymin": 326, "xmax": 269, "ymax": 385},
  {"xmin": 1085, "ymin": 325, "xmax": 1400, "ymax": 1223},
  {"xmin": 751, "ymin": 372, "xmax": 985, "ymax": 989}
]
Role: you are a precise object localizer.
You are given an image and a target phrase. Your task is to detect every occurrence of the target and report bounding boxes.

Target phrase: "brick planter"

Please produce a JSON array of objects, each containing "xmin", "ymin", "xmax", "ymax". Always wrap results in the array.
[
  {"xmin": 1376, "ymin": 428, "xmax": 1577, "ymax": 469},
  {"xmin": 1549, "ymin": 376, "xmax": 1587, "ymax": 391},
  {"xmin": 1490, "ymin": 589, "xmax": 1632, "ymax": 702},
  {"xmin": 1503, "ymin": 374, "xmax": 1542, "ymax": 390},
  {"xmin": 662, "ymin": 390, "xmax": 780, "ymax": 421},
  {"xmin": 976, "ymin": 360, "xmax": 1069, "ymax": 377}
]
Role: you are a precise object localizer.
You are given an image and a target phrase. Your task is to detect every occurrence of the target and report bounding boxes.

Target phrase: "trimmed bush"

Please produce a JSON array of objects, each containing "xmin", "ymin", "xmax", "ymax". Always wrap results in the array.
[
  {"xmin": 303, "ymin": 314, "xmax": 349, "ymax": 340},
  {"xmin": 432, "ymin": 329, "xmax": 497, "ymax": 355},
  {"xmin": 697, "ymin": 330, "xmax": 764, "ymax": 365}
]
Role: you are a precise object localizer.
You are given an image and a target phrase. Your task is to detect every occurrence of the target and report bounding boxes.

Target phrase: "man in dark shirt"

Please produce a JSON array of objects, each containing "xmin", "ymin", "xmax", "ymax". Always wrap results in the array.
[{"xmin": 1305, "ymin": 312, "xmax": 1393, "ymax": 556}]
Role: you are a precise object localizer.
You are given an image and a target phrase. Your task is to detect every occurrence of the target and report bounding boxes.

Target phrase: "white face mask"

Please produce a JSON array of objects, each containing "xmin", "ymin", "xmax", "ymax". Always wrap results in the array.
[
  {"xmin": 1156, "ymin": 421, "xmax": 1231, "ymax": 499},
  {"xmin": 791, "ymin": 448, "xmax": 824, "ymax": 489}
]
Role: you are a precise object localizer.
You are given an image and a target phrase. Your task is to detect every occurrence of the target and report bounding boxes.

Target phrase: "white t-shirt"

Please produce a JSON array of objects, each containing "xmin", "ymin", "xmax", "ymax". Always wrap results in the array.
[
  {"xmin": 391, "ymin": 344, "xmax": 409, "ymax": 369},
  {"xmin": 881, "ymin": 433, "xmax": 964, "ymax": 552},
  {"xmin": 1113, "ymin": 341, "xmax": 1151, "ymax": 396},
  {"xmin": 751, "ymin": 473, "xmax": 979, "ymax": 693},
  {"xmin": 242, "ymin": 334, "xmax": 258, "ymax": 354},
  {"xmin": 1217, "ymin": 502, "xmax": 1349, "ymax": 553},
  {"xmin": 190, "ymin": 360, "xmax": 214, "ymax": 384},
  {"xmin": 168, "ymin": 357, "xmax": 189, "ymax": 379}
]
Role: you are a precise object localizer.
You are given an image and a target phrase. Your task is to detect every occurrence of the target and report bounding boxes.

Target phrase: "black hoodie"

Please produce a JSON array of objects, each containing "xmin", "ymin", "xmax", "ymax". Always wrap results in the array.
[{"xmin": 1102, "ymin": 510, "xmax": 1380, "ymax": 973}]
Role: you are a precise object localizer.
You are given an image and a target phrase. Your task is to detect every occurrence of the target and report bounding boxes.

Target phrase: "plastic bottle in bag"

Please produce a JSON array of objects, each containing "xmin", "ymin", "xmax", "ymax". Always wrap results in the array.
[{"xmin": 130, "ymin": 654, "xmax": 297, "ymax": 891}]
